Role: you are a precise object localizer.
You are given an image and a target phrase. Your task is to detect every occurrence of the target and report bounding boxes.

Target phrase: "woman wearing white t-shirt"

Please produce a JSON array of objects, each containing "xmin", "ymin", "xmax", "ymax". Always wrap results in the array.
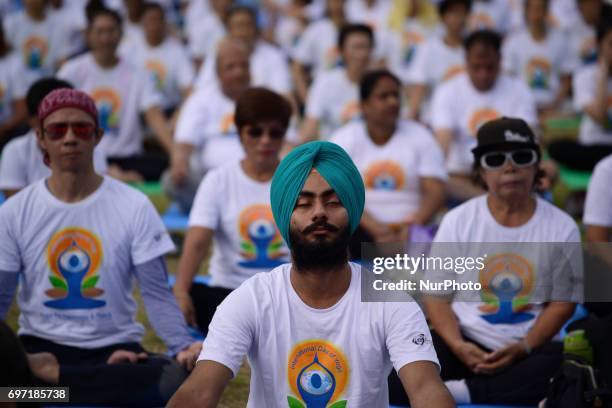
[
  {"xmin": 421, "ymin": 117, "xmax": 582, "ymax": 406},
  {"xmin": 173, "ymin": 88, "xmax": 292, "ymax": 334},
  {"xmin": 330, "ymin": 70, "xmax": 446, "ymax": 259},
  {"xmin": 300, "ymin": 24, "xmax": 374, "ymax": 141}
]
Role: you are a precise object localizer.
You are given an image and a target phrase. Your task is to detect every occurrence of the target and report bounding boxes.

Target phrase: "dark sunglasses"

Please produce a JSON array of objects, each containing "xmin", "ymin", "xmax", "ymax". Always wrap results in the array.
[
  {"xmin": 245, "ymin": 125, "xmax": 285, "ymax": 139},
  {"xmin": 480, "ymin": 149, "xmax": 538, "ymax": 170},
  {"xmin": 43, "ymin": 122, "xmax": 96, "ymax": 141}
]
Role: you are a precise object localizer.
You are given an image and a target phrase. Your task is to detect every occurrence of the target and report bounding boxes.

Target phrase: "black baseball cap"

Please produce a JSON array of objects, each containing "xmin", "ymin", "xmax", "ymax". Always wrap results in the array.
[{"xmin": 472, "ymin": 117, "xmax": 540, "ymax": 157}]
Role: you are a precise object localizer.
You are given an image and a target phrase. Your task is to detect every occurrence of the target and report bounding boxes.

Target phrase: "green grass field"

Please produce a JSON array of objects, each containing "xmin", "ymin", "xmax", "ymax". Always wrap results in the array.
[{"xmin": 5, "ymin": 255, "xmax": 250, "ymax": 407}]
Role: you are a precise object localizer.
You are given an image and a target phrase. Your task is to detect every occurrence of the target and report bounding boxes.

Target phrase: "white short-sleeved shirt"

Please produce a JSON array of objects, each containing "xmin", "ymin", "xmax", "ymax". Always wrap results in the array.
[
  {"xmin": 429, "ymin": 196, "xmax": 583, "ymax": 350},
  {"xmin": 584, "ymin": 154, "xmax": 612, "ymax": 228},
  {"xmin": 405, "ymin": 37, "xmax": 465, "ymax": 86},
  {"xmin": 346, "ymin": 0, "xmax": 393, "ymax": 30},
  {"xmin": 57, "ymin": 53, "xmax": 163, "ymax": 157},
  {"xmin": 199, "ymin": 262, "xmax": 439, "ymax": 407},
  {"xmin": 568, "ymin": 19, "xmax": 597, "ymax": 71},
  {"xmin": 0, "ymin": 177, "xmax": 175, "ymax": 348},
  {"xmin": 2, "ymin": 11, "xmax": 69, "ymax": 83},
  {"xmin": 0, "ymin": 52, "xmax": 28, "ymax": 125},
  {"xmin": 189, "ymin": 162, "xmax": 289, "ymax": 289},
  {"xmin": 397, "ymin": 20, "xmax": 440, "ymax": 80},
  {"xmin": 194, "ymin": 40, "xmax": 292, "ymax": 95},
  {"xmin": 174, "ymin": 85, "xmax": 244, "ymax": 172},
  {"xmin": 0, "ymin": 131, "xmax": 108, "ymax": 191},
  {"xmin": 431, "ymin": 73, "xmax": 537, "ymax": 174},
  {"xmin": 573, "ymin": 65, "xmax": 612, "ymax": 146},
  {"xmin": 502, "ymin": 28, "xmax": 573, "ymax": 106},
  {"xmin": 330, "ymin": 120, "xmax": 447, "ymax": 224},
  {"xmin": 122, "ymin": 37, "xmax": 195, "ymax": 110},
  {"xmin": 305, "ymin": 67, "xmax": 360, "ymax": 138},
  {"xmin": 468, "ymin": 0, "xmax": 512, "ymax": 33},
  {"xmin": 187, "ymin": 13, "xmax": 225, "ymax": 60}
]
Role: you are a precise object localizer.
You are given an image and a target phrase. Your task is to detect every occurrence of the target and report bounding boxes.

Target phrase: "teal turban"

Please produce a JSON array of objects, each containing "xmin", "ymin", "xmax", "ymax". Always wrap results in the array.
[{"xmin": 270, "ymin": 141, "xmax": 365, "ymax": 248}]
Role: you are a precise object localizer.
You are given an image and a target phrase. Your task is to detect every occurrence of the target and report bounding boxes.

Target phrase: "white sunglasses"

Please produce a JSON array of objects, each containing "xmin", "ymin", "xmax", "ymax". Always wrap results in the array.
[{"xmin": 480, "ymin": 149, "xmax": 538, "ymax": 170}]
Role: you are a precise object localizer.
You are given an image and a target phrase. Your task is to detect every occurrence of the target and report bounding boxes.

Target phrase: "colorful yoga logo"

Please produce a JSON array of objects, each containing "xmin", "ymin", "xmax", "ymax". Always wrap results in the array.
[
  {"xmin": 526, "ymin": 57, "xmax": 551, "ymax": 90},
  {"xmin": 238, "ymin": 204, "xmax": 287, "ymax": 268},
  {"xmin": 22, "ymin": 36, "xmax": 48, "ymax": 69},
  {"xmin": 580, "ymin": 36, "xmax": 597, "ymax": 65},
  {"xmin": 363, "ymin": 160, "xmax": 405, "ymax": 191},
  {"xmin": 478, "ymin": 253, "xmax": 535, "ymax": 324},
  {"xmin": 287, "ymin": 340, "xmax": 349, "ymax": 408},
  {"xmin": 145, "ymin": 59, "xmax": 167, "ymax": 91},
  {"xmin": 91, "ymin": 88, "xmax": 122, "ymax": 134},
  {"xmin": 402, "ymin": 31, "xmax": 424, "ymax": 65},
  {"xmin": 45, "ymin": 227, "xmax": 105, "ymax": 310},
  {"xmin": 324, "ymin": 46, "xmax": 341, "ymax": 70},
  {"xmin": 468, "ymin": 108, "xmax": 500, "ymax": 137}
]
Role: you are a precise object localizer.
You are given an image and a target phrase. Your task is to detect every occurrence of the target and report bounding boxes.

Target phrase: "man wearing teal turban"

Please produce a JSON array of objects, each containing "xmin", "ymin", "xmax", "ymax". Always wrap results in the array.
[{"xmin": 168, "ymin": 141, "xmax": 453, "ymax": 408}]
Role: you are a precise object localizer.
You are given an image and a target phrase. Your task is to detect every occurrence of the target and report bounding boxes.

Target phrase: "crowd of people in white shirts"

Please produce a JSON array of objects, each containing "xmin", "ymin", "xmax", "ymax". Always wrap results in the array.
[{"xmin": 1, "ymin": 0, "xmax": 612, "ymax": 406}]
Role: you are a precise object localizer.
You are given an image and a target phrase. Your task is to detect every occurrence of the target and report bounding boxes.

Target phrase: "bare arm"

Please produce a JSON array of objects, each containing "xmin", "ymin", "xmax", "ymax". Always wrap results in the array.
[
  {"xmin": 407, "ymin": 84, "xmax": 427, "ymax": 121},
  {"xmin": 173, "ymin": 227, "xmax": 214, "ymax": 326},
  {"xmin": 298, "ymin": 117, "xmax": 320, "ymax": 143},
  {"xmin": 1, "ymin": 189, "xmax": 19, "ymax": 199},
  {"xmin": 586, "ymin": 225, "xmax": 611, "ymax": 243},
  {"xmin": 398, "ymin": 361, "xmax": 454, "ymax": 408},
  {"xmin": 524, "ymin": 301, "xmax": 575, "ymax": 350},
  {"xmin": 170, "ymin": 142, "xmax": 195, "ymax": 186},
  {"xmin": 434, "ymin": 129, "xmax": 454, "ymax": 158},
  {"xmin": 166, "ymin": 360, "xmax": 232, "ymax": 408},
  {"xmin": 291, "ymin": 60, "xmax": 310, "ymax": 104},
  {"xmin": 144, "ymin": 106, "xmax": 173, "ymax": 153},
  {"xmin": 360, "ymin": 211, "xmax": 395, "ymax": 243},
  {"xmin": 414, "ymin": 177, "xmax": 445, "ymax": 225}
]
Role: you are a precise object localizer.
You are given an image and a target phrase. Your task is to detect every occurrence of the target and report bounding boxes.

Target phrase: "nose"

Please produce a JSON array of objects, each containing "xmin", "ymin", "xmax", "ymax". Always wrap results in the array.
[
  {"xmin": 62, "ymin": 126, "xmax": 79, "ymax": 144},
  {"xmin": 311, "ymin": 199, "xmax": 328, "ymax": 222}
]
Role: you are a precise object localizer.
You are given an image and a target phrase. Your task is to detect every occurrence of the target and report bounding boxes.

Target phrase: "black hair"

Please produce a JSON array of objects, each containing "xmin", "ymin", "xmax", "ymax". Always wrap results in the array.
[
  {"xmin": 26, "ymin": 77, "xmax": 74, "ymax": 117},
  {"xmin": 438, "ymin": 0, "xmax": 472, "ymax": 16},
  {"xmin": 524, "ymin": 0, "xmax": 550, "ymax": 10},
  {"xmin": 142, "ymin": 1, "xmax": 165, "ymax": 17},
  {"xmin": 360, "ymin": 69, "xmax": 401, "ymax": 102},
  {"xmin": 596, "ymin": 19, "xmax": 612, "ymax": 44},
  {"xmin": 235, "ymin": 87, "xmax": 293, "ymax": 132},
  {"xmin": 338, "ymin": 23, "xmax": 374, "ymax": 50},
  {"xmin": 464, "ymin": 29, "xmax": 502, "ymax": 53},
  {"xmin": 86, "ymin": 3, "xmax": 122, "ymax": 27},
  {"xmin": 225, "ymin": 5, "xmax": 258, "ymax": 27}
]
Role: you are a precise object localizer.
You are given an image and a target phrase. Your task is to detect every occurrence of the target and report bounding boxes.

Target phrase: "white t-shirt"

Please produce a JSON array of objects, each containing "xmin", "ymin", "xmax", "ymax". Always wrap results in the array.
[
  {"xmin": 0, "ymin": 176, "xmax": 175, "ymax": 348},
  {"xmin": 199, "ymin": 262, "xmax": 439, "ymax": 407},
  {"xmin": 0, "ymin": 52, "xmax": 27, "ymax": 125},
  {"xmin": 405, "ymin": 37, "xmax": 465, "ymax": 86},
  {"xmin": 2, "ymin": 10, "xmax": 69, "ymax": 83},
  {"xmin": 47, "ymin": 3, "xmax": 87, "ymax": 57},
  {"xmin": 468, "ymin": 0, "xmax": 512, "ymax": 33},
  {"xmin": 0, "ymin": 131, "xmax": 108, "ymax": 191},
  {"xmin": 194, "ymin": 40, "xmax": 292, "ymax": 95},
  {"xmin": 122, "ymin": 37, "xmax": 195, "ymax": 110},
  {"xmin": 330, "ymin": 120, "xmax": 447, "ymax": 224},
  {"xmin": 573, "ymin": 64, "xmax": 612, "ymax": 145},
  {"xmin": 568, "ymin": 18, "xmax": 597, "ymax": 71},
  {"xmin": 58, "ymin": 53, "xmax": 163, "ymax": 157},
  {"xmin": 346, "ymin": 0, "xmax": 393, "ymax": 30},
  {"xmin": 189, "ymin": 162, "xmax": 289, "ymax": 289},
  {"xmin": 502, "ymin": 28, "xmax": 573, "ymax": 106},
  {"xmin": 431, "ymin": 73, "xmax": 537, "ymax": 174},
  {"xmin": 584, "ymin": 154, "xmax": 612, "ymax": 228},
  {"xmin": 174, "ymin": 84, "xmax": 244, "ymax": 172},
  {"xmin": 397, "ymin": 20, "xmax": 440, "ymax": 80},
  {"xmin": 305, "ymin": 67, "xmax": 360, "ymax": 138},
  {"xmin": 187, "ymin": 13, "xmax": 225, "ymax": 61},
  {"xmin": 429, "ymin": 195, "xmax": 582, "ymax": 351}
]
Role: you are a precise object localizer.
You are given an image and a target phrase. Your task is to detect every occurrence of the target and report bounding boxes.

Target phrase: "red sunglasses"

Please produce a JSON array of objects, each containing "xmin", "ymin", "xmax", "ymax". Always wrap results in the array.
[{"xmin": 43, "ymin": 122, "xmax": 97, "ymax": 141}]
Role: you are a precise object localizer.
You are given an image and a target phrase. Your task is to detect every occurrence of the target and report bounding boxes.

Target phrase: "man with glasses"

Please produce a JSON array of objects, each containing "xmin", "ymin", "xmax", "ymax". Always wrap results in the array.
[{"xmin": 0, "ymin": 88, "xmax": 201, "ymax": 405}]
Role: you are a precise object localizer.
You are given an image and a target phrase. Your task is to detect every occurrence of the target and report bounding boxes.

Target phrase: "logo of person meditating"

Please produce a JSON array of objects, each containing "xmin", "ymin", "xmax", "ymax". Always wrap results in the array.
[
  {"xmin": 145, "ymin": 60, "xmax": 167, "ymax": 91},
  {"xmin": 44, "ymin": 227, "xmax": 105, "ymax": 309},
  {"xmin": 22, "ymin": 36, "xmax": 48, "ymax": 69},
  {"xmin": 91, "ymin": 88, "xmax": 122, "ymax": 134},
  {"xmin": 238, "ymin": 204, "xmax": 287, "ymax": 268},
  {"xmin": 287, "ymin": 340, "xmax": 349, "ymax": 408},
  {"xmin": 526, "ymin": 57, "xmax": 551, "ymax": 90},
  {"xmin": 478, "ymin": 253, "xmax": 535, "ymax": 324},
  {"xmin": 364, "ymin": 160, "xmax": 405, "ymax": 191}
]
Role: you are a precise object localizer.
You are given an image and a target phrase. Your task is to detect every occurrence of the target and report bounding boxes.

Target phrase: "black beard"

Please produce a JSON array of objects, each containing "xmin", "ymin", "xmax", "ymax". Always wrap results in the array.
[{"xmin": 289, "ymin": 222, "xmax": 351, "ymax": 271}]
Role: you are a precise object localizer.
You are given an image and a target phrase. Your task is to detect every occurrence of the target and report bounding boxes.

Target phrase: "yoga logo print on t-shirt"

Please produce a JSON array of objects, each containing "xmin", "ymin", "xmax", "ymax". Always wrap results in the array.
[
  {"xmin": 526, "ymin": 57, "xmax": 551, "ymax": 90},
  {"xmin": 478, "ymin": 253, "xmax": 535, "ymax": 325},
  {"xmin": 237, "ymin": 204, "xmax": 287, "ymax": 269},
  {"xmin": 22, "ymin": 36, "xmax": 48, "ymax": 69},
  {"xmin": 91, "ymin": 88, "xmax": 122, "ymax": 134},
  {"xmin": 580, "ymin": 36, "xmax": 597, "ymax": 65},
  {"xmin": 44, "ymin": 227, "xmax": 106, "ymax": 310},
  {"xmin": 324, "ymin": 46, "xmax": 341, "ymax": 70},
  {"xmin": 402, "ymin": 31, "xmax": 424, "ymax": 64},
  {"xmin": 468, "ymin": 108, "xmax": 500, "ymax": 137},
  {"xmin": 287, "ymin": 340, "xmax": 349, "ymax": 408},
  {"xmin": 145, "ymin": 59, "xmax": 167, "ymax": 91},
  {"xmin": 363, "ymin": 160, "xmax": 405, "ymax": 191},
  {"xmin": 220, "ymin": 113, "xmax": 236, "ymax": 135}
]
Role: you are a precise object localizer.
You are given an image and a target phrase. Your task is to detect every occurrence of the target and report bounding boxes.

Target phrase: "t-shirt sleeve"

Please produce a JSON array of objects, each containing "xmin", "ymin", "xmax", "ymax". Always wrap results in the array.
[
  {"xmin": 92, "ymin": 146, "xmax": 108, "ymax": 175},
  {"xmin": 197, "ymin": 281, "xmax": 257, "ymax": 376},
  {"xmin": 176, "ymin": 47, "xmax": 196, "ymax": 89},
  {"xmin": 0, "ymin": 139, "xmax": 28, "ymax": 190},
  {"xmin": 138, "ymin": 68, "xmax": 164, "ymax": 112},
  {"xmin": 188, "ymin": 170, "xmax": 221, "ymax": 229},
  {"xmin": 430, "ymin": 83, "xmax": 454, "ymax": 130},
  {"xmin": 385, "ymin": 302, "xmax": 440, "ymax": 372},
  {"xmin": 501, "ymin": 36, "xmax": 518, "ymax": 75},
  {"xmin": 573, "ymin": 68, "xmax": 595, "ymax": 111},
  {"xmin": 0, "ymin": 204, "xmax": 21, "ymax": 272},
  {"xmin": 404, "ymin": 40, "xmax": 429, "ymax": 84},
  {"xmin": 583, "ymin": 159, "xmax": 612, "ymax": 227},
  {"xmin": 304, "ymin": 74, "xmax": 327, "ymax": 119},
  {"xmin": 292, "ymin": 26, "xmax": 315, "ymax": 65},
  {"xmin": 174, "ymin": 93, "xmax": 205, "ymax": 145},
  {"xmin": 514, "ymin": 82, "xmax": 538, "ymax": 125},
  {"xmin": 130, "ymin": 195, "xmax": 175, "ymax": 265},
  {"xmin": 415, "ymin": 128, "xmax": 448, "ymax": 181}
]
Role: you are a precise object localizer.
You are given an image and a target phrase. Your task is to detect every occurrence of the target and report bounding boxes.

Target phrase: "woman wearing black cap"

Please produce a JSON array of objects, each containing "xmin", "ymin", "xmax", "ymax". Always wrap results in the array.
[{"xmin": 419, "ymin": 117, "xmax": 583, "ymax": 405}]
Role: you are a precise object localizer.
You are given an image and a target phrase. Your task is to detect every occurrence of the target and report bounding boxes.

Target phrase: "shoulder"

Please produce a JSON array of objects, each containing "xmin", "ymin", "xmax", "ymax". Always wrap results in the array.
[
  {"xmin": 329, "ymin": 120, "xmax": 364, "ymax": 145},
  {"xmin": 2, "ymin": 133, "xmax": 31, "ymax": 157},
  {"xmin": 58, "ymin": 53, "xmax": 91, "ymax": 75},
  {"xmin": 536, "ymin": 198, "xmax": 580, "ymax": 239},
  {"xmin": 0, "ymin": 180, "xmax": 41, "ymax": 217},
  {"xmin": 440, "ymin": 196, "xmax": 483, "ymax": 228},
  {"xmin": 102, "ymin": 177, "xmax": 151, "ymax": 208},
  {"xmin": 593, "ymin": 154, "xmax": 612, "ymax": 175},
  {"xmin": 397, "ymin": 119, "xmax": 435, "ymax": 140},
  {"xmin": 256, "ymin": 41, "xmax": 285, "ymax": 59},
  {"xmin": 434, "ymin": 73, "xmax": 465, "ymax": 97}
]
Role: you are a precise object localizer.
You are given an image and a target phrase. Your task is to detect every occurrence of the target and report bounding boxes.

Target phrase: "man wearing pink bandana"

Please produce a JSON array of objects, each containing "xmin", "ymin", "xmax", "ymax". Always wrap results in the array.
[{"xmin": 0, "ymin": 88, "xmax": 200, "ymax": 406}]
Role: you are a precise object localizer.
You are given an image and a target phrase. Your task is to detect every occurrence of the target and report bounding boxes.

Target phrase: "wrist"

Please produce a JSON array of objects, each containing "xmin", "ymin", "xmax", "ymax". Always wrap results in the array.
[{"xmin": 519, "ymin": 339, "xmax": 532, "ymax": 355}]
